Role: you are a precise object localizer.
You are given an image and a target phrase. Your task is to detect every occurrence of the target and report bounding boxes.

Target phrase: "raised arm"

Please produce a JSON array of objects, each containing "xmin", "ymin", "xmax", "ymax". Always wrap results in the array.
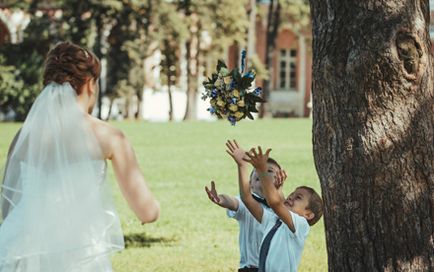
[
  {"xmin": 245, "ymin": 147, "xmax": 296, "ymax": 232},
  {"xmin": 205, "ymin": 181, "xmax": 239, "ymax": 211},
  {"xmin": 110, "ymin": 131, "xmax": 160, "ymax": 224},
  {"xmin": 226, "ymin": 140, "xmax": 263, "ymax": 222}
]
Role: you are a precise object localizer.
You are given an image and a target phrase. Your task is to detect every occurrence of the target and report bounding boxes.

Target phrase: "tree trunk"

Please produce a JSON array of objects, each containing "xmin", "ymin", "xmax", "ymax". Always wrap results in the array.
[
  {"xmin": 247, "ymin": 0, "xmax": 257, "ymax": 61},
  {"xmin": 168, "ymin": 82, "xmax": 174, "ymax": 122},
  {"xmin": 135, "ymin": 94, "xmax": 142, "ymax": 120},
  {"xmin": 310, "ymin": 1, "xmax": 433, "ymax": 271},
  {"xmin": 259, "ymin": 0, "xmax": 280, "ymax": 118},
  {"xmin": 183, "ymin": 31, "xmax": 199, "ymax": 120},
  {"xmin": 183, "ymin": 0, "xmax": 197, "ymax": 121},
  {"xmin": 105, "ymin": 96, "xmax": 115, "ymax": 121}
]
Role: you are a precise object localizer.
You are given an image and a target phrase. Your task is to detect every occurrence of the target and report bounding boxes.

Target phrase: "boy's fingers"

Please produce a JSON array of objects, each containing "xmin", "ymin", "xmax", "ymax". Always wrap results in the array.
[
  {"xmin": 251, "ymin": 148, "xmax": 258, "ymax": 157},
  {"xmin": 243, "ymin": 157, "xmax": 253, "ymax": 163},
  {"xmin": 265, "ymin": 148, "xmax": 272, "ymax": 157},
  {"xmin": 258, "ymin": 146, "xmax": 263, "ymax": 156},
  {"xmin": 226, "ymin": 142, "xmax": 234, "ymax": 152},
  {"xmin": 280, "ymin": 170, "xmax": 287, "ymax": 181},
  {"xmin": 205, "ymin": 186, "xmax": 215, "ymax": 197},
  {"xmin": 233, "ymin": 139, "xmax": 240, "ymax": 148},
  {"xmin": 205, "ymin": 189, "xmax": 215, "ymax": 201},
  {"xmin": 276, "ymin": 171, "xmax": 282, "ymax": 181},
  {"xmin": 228, "ymin": 140, "xmax": 237, "ymax": 151},
  {"xmin": 226, "ymin": 150, "xmax": 234, "ymax": 158},
  {"xmin": 245, "ymin": 151, "xmax": 254, "ymax": 159}
]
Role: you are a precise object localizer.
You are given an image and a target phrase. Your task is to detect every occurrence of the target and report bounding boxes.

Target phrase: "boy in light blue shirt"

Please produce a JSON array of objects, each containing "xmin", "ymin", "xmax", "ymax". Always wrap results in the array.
[
  {"xmin": 205, "ymin": 141, "xmax": 286, "ymax": 272},
  {"xmin": 226, "ymin": 140, "xmax": 323, "ymax": 272}
]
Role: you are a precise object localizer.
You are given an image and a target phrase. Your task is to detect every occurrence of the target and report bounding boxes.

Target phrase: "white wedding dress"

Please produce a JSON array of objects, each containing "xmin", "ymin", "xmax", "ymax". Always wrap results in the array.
[{"xmin": 0, "ymin": 83, "xmax": 124, "ymax": 272}]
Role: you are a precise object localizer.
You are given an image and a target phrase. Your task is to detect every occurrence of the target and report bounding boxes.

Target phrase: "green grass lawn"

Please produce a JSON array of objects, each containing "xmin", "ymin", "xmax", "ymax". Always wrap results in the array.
[{"xmin": 0, "ymin": 119, "xmax": 327, "ymax": 271}]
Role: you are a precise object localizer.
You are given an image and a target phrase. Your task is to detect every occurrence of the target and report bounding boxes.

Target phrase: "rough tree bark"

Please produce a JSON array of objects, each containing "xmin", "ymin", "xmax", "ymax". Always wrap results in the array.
[{"xmin": 310, "ymin": 0, "xmax": 433, "ymax": 271}]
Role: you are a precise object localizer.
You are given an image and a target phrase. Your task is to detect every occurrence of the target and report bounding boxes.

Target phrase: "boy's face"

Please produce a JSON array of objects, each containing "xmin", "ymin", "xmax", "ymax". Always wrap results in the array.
[
  {"xmin": 284, "ymin": 188, "xmax": 313, "ymax": 219},
  {"xmin": 250, "ymin": 163, "xmax": 280, "ymax": 197}
]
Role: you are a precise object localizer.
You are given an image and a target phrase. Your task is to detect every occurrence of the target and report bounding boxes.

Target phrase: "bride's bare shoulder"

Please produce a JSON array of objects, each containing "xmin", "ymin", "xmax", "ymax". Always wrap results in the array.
[{"xmin": 87, "ymin": 117, "xmax": 127, "ymax": 159}]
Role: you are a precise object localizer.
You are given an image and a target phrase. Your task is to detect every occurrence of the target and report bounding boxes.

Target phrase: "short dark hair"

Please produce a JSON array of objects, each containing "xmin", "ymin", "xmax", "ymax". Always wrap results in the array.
[
  {"xmin": 297, "ymin": 186, "xmax": 323, "ymax": 226},
  {"xmin": 249, "ymin": 157, "xmax": 281, "ymax": 180},
  {"xmin": 267, "ymin": 157, "xmax": 281, "ymax": 169}
]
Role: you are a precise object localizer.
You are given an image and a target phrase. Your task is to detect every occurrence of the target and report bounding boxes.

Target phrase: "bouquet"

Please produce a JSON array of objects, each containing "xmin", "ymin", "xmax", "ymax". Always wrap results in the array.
[{"xmin": 202, "ymin": 50, "xmax": 265, "ymax": 125}]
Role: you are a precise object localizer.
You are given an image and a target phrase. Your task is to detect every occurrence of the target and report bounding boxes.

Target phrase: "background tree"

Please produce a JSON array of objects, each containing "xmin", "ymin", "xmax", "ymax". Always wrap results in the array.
[
  {"xmin": 104, "ymin": 0, "xmax": 162, "ymax": 120},
  {"xmin": 310, "ymin": 0, "xmax": 433, "ymax": 271},
  {"xmin": 180, "ymin": 0, "xmax": 249, "ymax": 120},
  {"xmin": 0, "ymin": 0, "xmax": 57, "ymax": 120},
  {"xmin": 158, "ymin": 1, "xmax": 188, "ymax": 121}
]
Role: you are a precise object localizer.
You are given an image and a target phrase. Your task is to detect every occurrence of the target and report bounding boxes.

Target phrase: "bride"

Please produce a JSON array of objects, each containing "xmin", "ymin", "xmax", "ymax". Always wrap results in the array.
[{"xmin": 0, "ymin": 41, "xmax": 160, "ymax": 271}]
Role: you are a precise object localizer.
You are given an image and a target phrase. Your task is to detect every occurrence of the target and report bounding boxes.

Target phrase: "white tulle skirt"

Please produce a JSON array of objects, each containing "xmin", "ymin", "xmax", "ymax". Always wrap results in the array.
[{"xmin": 0, "ymin": 161, "xmax": 124, "ymax": 272}]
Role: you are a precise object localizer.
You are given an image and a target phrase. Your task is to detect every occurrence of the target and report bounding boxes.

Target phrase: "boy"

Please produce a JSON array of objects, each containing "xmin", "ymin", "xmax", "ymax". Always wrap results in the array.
[
  {"xmin": 205, "ymin": 141, "xmax": 286, "ymax": 272},
  {"xmin": 226, "ymin": 140, "xmax": 323, "ymax": 272}
]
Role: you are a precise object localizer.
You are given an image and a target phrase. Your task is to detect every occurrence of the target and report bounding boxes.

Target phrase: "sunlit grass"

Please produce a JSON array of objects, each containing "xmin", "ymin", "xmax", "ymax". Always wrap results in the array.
[{"xmin": 0, "ymin": 119, "xmax": 327, "ymax": 271}]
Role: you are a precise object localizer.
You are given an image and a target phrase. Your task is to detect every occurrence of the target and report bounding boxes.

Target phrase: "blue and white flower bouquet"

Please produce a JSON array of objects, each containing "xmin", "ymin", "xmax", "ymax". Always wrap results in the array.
[{"xmin": 202, "ymin": 50, "xmax": 265, "ymax": 125}]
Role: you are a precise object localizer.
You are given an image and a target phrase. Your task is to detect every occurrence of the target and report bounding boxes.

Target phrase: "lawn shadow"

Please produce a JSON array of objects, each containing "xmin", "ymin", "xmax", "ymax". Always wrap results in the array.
[{"xmin": 124, "ymin": 233, "xmax": 177, "ymax": 248}]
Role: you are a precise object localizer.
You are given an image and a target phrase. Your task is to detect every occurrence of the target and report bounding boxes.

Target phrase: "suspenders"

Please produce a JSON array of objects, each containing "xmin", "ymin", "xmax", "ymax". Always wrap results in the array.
[{"xmin": 258, "ymin": 219, "xmax": 283, "ymax": 272}]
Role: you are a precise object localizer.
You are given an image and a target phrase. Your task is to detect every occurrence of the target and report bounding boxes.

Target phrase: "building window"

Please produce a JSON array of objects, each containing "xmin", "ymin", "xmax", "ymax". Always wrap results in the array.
[{"xmin": 278, "ymin": 49, "xmax": 297, "ymax": 91}]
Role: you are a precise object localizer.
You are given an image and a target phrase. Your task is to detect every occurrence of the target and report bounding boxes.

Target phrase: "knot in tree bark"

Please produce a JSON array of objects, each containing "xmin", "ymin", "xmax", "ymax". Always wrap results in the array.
[{"xmin": 396, "ymin": 32, "xmax": 422, "ymax": 76}]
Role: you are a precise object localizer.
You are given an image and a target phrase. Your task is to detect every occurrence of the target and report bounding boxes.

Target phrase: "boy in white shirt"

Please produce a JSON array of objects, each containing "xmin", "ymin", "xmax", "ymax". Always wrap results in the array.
[
  {"xmin": 226, "ymin": 140, "xmax": 323, "ymax": 272},
  {"xmin": 205, "ymin": 141, "xmax": 286, "ymax": 272}
]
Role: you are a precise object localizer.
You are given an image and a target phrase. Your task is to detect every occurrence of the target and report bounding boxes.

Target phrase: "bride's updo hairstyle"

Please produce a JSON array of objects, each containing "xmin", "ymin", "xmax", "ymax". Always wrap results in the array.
[{"xmin": 43, "ymin": 41, "xmax": 101, "ymax": 94}]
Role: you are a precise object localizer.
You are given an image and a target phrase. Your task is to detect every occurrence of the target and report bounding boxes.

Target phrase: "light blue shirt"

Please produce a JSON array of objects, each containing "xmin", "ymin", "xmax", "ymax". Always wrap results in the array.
[
  {"xmin": 260, "ymin": 209, "xmax": 310, "ymax": 272},
  {"xmin": 227, "ymin": 196, "xmax": 269, "ymax": 268}
]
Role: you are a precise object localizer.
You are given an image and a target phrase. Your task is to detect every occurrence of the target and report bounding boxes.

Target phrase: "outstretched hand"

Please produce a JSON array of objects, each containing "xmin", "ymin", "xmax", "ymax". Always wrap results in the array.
[
  {"xmin": 226, "ymin": 140, "xmax": 248, "ymax": 166},
  {"xmin": 274, "ymin": 169, "xmax": 288, "ymax": 189},
  {"xmin": 244, "ymin": 146, "xmax": 271, "ymax": 173},
  {"xmin": 205, "ymin": 181, "xmax": 224, "ymax": 207}
]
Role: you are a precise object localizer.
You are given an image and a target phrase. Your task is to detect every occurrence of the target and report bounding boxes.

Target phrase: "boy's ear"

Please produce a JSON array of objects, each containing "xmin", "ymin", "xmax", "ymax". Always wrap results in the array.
[{"xmin": 305, "ymin": 210, "xmax": 315, "ymax": 221}]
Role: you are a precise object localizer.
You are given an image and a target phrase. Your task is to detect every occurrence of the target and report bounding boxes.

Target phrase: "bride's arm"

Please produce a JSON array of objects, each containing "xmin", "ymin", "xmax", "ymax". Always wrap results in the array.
[{"xmin": 109, "ymin": 131, "xmax": 160, "ymax": 224}]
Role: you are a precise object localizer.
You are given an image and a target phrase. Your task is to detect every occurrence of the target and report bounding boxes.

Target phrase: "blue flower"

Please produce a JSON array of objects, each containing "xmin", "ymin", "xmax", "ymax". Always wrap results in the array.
[
  {"xmin": 207, "ymin": 107, "xmax": 216, "ymax": 114},
  {"xmin": 230, "ymin": 80, "xmax": 237, "ymax": 89},
  {"xmin": 211, "ymin": 89, "xmax": 218, "ymax": 98},
  {"xmin": 245, "ymin": 72, "xmax": 255, "ymax": 78},
  {"xmin": 228, "ymin": 116, "xmax": 237, "ymax": 126},
  {"xmin": 254, "ymin": 87, "xmax": 262, "ymax": 96},
  {"xmin": 231, "ymin": 97, "xmax": 237, "ymax": 104}
]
